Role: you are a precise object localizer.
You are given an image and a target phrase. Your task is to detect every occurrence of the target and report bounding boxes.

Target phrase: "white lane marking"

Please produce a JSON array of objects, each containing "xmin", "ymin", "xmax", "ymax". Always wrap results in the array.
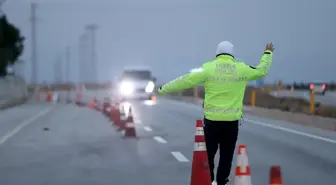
[
  {"xmin": 144, "ymin": 126, "xmax": 152, "ymax": 132},
  {"xmin": 0, "ymin": 108, "xmax": 53, "ymax": 145},
  {"xmin": 245, "ymin": 118, "xmax": 336, "ymax": 144},
  {"xmin": 171, "ymin": 151, "xmax": 189, "ymax": 162},
  {"xmin": 153, "ymin": 136, "xmax": 167, "ymax": 144}
]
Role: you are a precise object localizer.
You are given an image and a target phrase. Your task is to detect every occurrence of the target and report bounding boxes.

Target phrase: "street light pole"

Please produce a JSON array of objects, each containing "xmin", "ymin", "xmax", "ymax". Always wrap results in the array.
[
  {"xmin": 53, "ymin": 54, "xmax": 62, "ymax": 83},
  {"xmin": 0, "ymin": 0, "xmax": 7, "ymax": 9},
  {"xmin": 65, "ymin": 45, "xmax": 70, "ymax": 83},
  {"xmin": 30, "ymin": 2, "xmax": 38, "ymax": 84},
  {"xmin": 78, "ymin": 33, "xmax": 86, "ymax": 84},
  {"xmin": 85, "ymin": 24, "xmax": 98, "ymax": 84}
]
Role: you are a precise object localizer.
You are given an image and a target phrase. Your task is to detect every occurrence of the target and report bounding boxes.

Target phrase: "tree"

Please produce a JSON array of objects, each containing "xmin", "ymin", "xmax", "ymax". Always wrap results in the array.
[{"xmin": 0, "ymin": 15, "xmax": 25, "ymax": 76}]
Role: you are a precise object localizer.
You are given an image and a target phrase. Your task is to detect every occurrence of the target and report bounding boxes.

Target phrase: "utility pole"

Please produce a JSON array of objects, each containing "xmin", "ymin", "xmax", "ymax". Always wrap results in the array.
[
  {"xmin": 58, "ymin": 54, "xmax": 63, "ymax": 83},
  {"xmin": 53, "ymin": 60, "xmax": 57, "ymax": 83},
  {"xmin": 78, "ymin": 34, "xmax": 86, "ymax": 84},
  {"xmin": 0, "ymin": 0, "xmax": 7, "ymax": 11},
  {"xmin": 85, "ymin": 24, "xmax": 98, "ymax": 83},
  {"xmin": 65, "ymin": 46, "xmax": 70, "ymax": 83},
  {"xmin": 30, "ymin": 3, "xmax": 38, "ymax": 84},
  {"xmin": 53, "ymin": 56, "xmax": 61, "ymax": 84}
]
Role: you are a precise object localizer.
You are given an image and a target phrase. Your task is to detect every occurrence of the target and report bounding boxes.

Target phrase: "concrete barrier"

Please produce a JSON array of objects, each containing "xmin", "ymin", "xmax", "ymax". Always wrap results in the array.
[{"xmin": 0, "ymin": 76, "xmax": 28, "ymax": 109}]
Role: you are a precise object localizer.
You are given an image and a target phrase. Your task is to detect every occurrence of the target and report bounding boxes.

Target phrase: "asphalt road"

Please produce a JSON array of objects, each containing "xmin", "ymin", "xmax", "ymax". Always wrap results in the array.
[
  {"xmin": 270, "ymin": 90, "xmax": 336, "ymax": 106},
  {"xmin": 0, "ymin": 90, "xmax": 336, "ymax": 185}
]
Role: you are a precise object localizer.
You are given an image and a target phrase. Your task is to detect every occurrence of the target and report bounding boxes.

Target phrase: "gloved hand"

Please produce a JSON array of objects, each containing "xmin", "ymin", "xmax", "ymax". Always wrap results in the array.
[
  {"xmin": 157, "ymin": 86, "xmax": 163, "ymax": 94},
  {"xmin": 265, "ymin": 42, "xmax": 274, "ymax": 52}
]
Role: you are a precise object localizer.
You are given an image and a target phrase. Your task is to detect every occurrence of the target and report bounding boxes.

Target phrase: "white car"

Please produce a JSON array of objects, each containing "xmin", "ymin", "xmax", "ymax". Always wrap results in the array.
[
  {"xmin": 309, "ymin": 83, "xmax": 326, "ymax": 95},
  {"xmin": 117, "ymin": 80, "xmax": 155, "ymax": 100},
  {"xmin": 115, "ymin": 68, "xmax": 156, "ymax": 100}
]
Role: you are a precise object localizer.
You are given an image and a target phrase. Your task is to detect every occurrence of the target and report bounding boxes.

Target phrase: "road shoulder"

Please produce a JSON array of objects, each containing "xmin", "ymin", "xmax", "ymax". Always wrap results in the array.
[
  {"xmin": 0, "ymin": 103, "xmax": 190, "ymax": 185},
  {"xmin": 0, "ymin": 103, "xmax": 53, "ymax": 144},
  {"xmin": 165, "ymin": 96, "xmax": 336, "ymax": 132}
]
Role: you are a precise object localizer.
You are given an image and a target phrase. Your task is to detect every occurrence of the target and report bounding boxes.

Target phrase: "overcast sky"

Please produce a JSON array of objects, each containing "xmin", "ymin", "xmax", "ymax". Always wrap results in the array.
[{"xmin": 3, "ymin": 0, "xmax": 335, "ymax": 84}]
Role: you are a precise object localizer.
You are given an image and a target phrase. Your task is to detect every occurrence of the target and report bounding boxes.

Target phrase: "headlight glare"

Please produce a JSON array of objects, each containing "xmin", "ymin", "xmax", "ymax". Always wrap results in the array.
[
  {"xmin": 120, "ymin": 81, "xmax": 133, "ymax": 95},
  {"xmin": 145, "ymin": 81, "xmax": 155, "ymax": 93}
]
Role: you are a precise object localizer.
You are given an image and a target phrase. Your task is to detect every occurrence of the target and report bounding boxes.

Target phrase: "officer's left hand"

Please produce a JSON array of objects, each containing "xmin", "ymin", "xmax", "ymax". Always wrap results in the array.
[{"xmin": 265, "ymin": 42, "xmax": 274, "ymax": 52}]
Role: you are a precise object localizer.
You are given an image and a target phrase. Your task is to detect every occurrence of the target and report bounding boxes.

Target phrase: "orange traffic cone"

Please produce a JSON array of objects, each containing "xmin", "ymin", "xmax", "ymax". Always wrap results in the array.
[
  {"xmin": 95, "ymin": 100, "xmax": 101, "ymax": 111},
  {"xmin": 103, "ymin": 99, "xmax": 111, "ymax": 116},
  {"xmin": 269, "ymin": 166, "xmax": 283, "ymax": 185},
  {"xmin": 89, "ymin": 98, "xmax": 95, "ymax": 108},
  {"xmin": 46, "ymin": 92, "xmax": 52, "ymax": 102},
  {"xmin": 110, "ymin": 105, "xmax": 120, "ymax": 124},
  {"xmin": 117, "ymin": 104, "xmax": 127, "ymax": 130},
  {"xmin": 190, "ymin": 120, "xmax": 212, "ymax": 185},
  {"xmin": 124, "ymin": 107, "xmax": 137, "ymax": 138},
  {"xmin": 234, "ymin": 144, "xmax": 252, "ymax": 185}
]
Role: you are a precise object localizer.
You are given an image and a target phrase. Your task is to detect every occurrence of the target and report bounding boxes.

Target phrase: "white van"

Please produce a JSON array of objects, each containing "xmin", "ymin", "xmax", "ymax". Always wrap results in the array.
[{"xmin": 115, "ymin": 67, "xmax": 156, "ymax": 100}]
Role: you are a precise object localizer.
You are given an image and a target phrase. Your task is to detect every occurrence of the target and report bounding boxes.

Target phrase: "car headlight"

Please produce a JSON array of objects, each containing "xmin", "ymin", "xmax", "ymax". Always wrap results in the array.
[
  {"xmin": 120, "ymin": 81, "xmax": 133, "ymax": 95},
  {"xmin": 145, "ymin": 81, "xmax": 155, "ymax": 93}
]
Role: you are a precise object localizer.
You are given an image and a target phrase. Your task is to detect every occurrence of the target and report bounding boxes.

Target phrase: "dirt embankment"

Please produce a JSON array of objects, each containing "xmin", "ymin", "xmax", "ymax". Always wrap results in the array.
[{"xmin": 168, "ymin": 86, "xmax": 336, "ymax": 119}]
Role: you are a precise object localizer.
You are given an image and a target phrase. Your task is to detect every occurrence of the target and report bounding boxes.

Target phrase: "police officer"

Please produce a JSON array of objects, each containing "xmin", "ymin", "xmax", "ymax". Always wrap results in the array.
[{"xmin": 158, "ymin": 41, "xmax": 274, "ymax": 185}]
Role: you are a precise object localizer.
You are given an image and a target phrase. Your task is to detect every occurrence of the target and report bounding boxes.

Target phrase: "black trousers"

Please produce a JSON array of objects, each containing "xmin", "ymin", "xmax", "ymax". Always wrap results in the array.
[{"xmin": 203, "ymin": 118, "xmax": 239, "ymax": 185}]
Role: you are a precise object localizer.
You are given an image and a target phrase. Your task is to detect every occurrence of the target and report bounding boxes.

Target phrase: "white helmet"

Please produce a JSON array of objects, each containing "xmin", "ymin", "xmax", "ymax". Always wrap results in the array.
[{"xmin": 216, "ymin": 41, "xmax": 234, "ymax": 56}]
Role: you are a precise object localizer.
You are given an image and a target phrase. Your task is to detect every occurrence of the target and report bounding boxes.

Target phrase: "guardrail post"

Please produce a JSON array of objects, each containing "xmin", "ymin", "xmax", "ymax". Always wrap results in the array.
[
  {"xmin": 251, "ymin": 89, "xmax": 256, "ymax": 107},
  {"xmin": 290, "ymin": 86, "xmax": 294, "ymax": 97},
  {"xmin": 276, "ymin": 86, "xmax": 280, "ymax": 97},
  {"xmin": 310, "ymin": 90, "xmax": 315, "ymax": 114}
]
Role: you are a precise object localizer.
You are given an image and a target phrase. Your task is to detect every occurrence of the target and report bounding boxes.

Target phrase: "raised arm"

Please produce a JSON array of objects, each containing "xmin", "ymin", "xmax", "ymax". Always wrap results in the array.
[
  {"xmin": 243, "ymin": 43, "xmax": 274, "ymax": 81},
  {"xmin": 158, "ymin": 65, "xmax": 207, "ymax": 95}
]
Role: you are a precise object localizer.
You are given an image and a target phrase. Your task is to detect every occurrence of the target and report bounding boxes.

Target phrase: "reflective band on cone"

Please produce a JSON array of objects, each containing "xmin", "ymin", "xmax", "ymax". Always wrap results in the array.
[
  {"xmin": 234, "ymin": 144, "xmax": 252, "ymax": 185},
  {"xmin": 194, "ymin": 142, "xmax": 206, "ymax": 151},
  {"xmin": 126, "ymin": 122, "xmax": 135, "ymax": 127},
  {"xmin": 52, "ymin": 93, "xmax": 59, "ymax": 103},
  {"xmin": 195, "ymin": 127, "xmax": 204, "ymax": 136},
  {"xmin": 124, "ymin": 109, "xmax": 137, "ymax": 138}
]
